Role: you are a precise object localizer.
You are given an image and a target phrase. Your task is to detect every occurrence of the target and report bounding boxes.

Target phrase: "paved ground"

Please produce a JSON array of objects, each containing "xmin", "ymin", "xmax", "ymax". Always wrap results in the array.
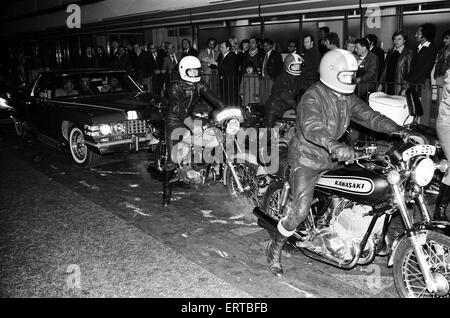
[{"xmin": 0, "ymin": 121, "xmax": 401, "ymax": 298}]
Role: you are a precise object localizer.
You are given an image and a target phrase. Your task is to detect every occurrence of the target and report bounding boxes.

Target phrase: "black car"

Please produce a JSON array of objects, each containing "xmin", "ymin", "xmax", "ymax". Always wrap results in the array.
[{"xmin": 10, "ymin": 69, "xmax": 163, "ymax": 167}]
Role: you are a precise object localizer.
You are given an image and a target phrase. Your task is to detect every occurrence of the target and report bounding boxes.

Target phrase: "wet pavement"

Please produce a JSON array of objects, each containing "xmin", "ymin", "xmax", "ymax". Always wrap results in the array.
[{"xmin": 0, "ymin": 121, "xmax": 399, "ymax": 298}]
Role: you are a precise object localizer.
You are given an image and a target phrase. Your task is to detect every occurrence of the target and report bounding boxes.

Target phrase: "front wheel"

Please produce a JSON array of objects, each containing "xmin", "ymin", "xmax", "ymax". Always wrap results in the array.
[
  {"xmin": 69, "ymin": 126, "xmax": 101, "ymax": 168},
  {"xmin": 225, "ymin": 162, "xmax": 260, "ymax": 213},
  {"xmin": 393, "ymin": 231, "xmax": 450, "ymax": 298}
]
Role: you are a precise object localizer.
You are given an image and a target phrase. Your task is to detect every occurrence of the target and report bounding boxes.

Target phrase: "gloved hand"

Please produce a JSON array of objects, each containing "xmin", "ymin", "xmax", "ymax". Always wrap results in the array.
[
  {"xmin": 391, "ymin": 128, "xmax": 427, "ymax": 145},
  {"xmin": 327, "ymin": 140, "xmax": 356, "ymax": 162}
]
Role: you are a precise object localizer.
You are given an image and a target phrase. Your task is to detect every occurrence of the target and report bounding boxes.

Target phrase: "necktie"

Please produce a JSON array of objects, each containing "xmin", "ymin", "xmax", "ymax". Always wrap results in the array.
[
  {"xmin": 208, "ymin": 49, "xmax": 213, "ymax": 59},
  {"xmin": 171, "ymin": 55, "xmax": 176, "ymax": 64}
]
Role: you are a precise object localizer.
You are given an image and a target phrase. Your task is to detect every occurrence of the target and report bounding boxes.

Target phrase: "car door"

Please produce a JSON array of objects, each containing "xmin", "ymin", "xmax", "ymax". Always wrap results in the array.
[{"xmin": 31, "ymin": 74, "xmax": 61, "ymax": 137}]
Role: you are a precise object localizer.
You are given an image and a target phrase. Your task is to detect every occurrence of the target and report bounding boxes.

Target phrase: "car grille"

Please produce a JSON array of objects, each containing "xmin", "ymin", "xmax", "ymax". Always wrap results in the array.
[{"xmin": 127, "ymin": 120, "xmax": 147, "ymax": 135}]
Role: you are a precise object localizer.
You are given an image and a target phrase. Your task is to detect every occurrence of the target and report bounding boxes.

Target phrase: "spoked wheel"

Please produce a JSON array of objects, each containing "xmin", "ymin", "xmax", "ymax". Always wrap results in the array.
[
  {"xmin": 226, "ymin": 162, "xmax": 260, "ymax": 212},
  {"xmin": 262, "ymin": 180, "xmax": 289, "ymax": 221},
  {"xmin": 393, "ymin": 231, "xmax": 450, "ymax": 298},
  {"xmin": 69, "ymin": 126, "xmax": 101, "ymax": 167}
]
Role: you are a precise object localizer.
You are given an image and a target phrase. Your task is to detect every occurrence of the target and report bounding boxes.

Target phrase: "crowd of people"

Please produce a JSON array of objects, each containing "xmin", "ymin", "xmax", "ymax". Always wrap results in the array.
[{"xmin": 77, "ymin": 23, "xmax": 450, "ymax": 127}]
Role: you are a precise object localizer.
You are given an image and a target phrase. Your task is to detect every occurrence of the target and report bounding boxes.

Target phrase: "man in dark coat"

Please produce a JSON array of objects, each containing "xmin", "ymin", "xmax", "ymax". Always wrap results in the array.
[
  {"xmin": 355, "ymin": 38, "xmax": 379, "ymax": 101},
  {"xmin": 80, "ymin": 46, "xmax": 96, "ymax": 68},
  {"xmin": 181, "ymin": 39, "xmax": 198, "ymax": 58},
  {"xmin": 366, "ymin": 34, "xmax": 385, "ymax": 80},
  {"xmin": 130, "ymin": 43, "xmax": 151, "ymax": 84},
  {"xmin": 300, "ymin": 34, "xmax": 321, "ymax": 88},
  {"xmin": 216, "ymin": 41, "xmax": 239, "ymax": 105},
  {"xmin": 405, "ymin": 23, "xmax": 438, "ymax": 126}
]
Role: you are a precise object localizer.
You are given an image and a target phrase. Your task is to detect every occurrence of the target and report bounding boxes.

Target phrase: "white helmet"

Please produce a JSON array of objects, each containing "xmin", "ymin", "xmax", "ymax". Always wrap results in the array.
[
  {"xmin": 179, "ymin": 55, "xmax": 201, "ymax": 83},
  {"xmin": 319, "ymin": 48, "xmax": 358, "ymax": 94},
  {"xmin": 284, "ymin": 53, "xmax": 303, "ymax": 76}
]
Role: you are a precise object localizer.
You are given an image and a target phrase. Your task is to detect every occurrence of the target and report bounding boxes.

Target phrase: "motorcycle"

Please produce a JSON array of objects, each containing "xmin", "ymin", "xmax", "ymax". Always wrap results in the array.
[
  {"xmin": 222, "ymin": 108, "xmax": 297, "ymax": 211},
  {"xmin": 147, "ymin": 104, "xmax": 251, "ymax": 206},
  {"xmin": 253, "ymin": 139, "xmax": 450, "ymax": 298}
]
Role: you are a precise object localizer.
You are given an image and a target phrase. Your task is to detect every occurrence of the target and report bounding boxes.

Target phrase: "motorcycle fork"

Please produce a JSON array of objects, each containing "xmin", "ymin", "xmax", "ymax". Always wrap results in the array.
[
  {"xmin": 221, "ymin": 136, "xmax": 247, "ymax": 193},
  {"xmin": 415, "ymin": 190, "xmax": 432, "ymax": 223},
  {"xmin": 391, "ymin": 183, "xmax": 439, "ymax": 293}
]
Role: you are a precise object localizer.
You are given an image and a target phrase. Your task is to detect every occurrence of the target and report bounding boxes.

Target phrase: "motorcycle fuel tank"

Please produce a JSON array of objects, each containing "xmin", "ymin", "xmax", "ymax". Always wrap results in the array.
[{"xmin": 315, "ymin": 165, "xmax": 391, "ymax": 205}]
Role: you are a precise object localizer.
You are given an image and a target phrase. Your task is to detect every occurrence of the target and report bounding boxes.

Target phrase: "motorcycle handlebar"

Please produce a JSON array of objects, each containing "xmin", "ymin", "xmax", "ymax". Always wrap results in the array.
[{"xmin": 331, "ymin": 150, "xmax": 372, "ymax": 165}]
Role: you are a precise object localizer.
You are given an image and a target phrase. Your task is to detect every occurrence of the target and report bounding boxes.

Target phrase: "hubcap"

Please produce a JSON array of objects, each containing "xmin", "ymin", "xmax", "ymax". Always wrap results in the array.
[{"xmin": 71, "ymin": 130, "xmax": 87, "ymax": 162}]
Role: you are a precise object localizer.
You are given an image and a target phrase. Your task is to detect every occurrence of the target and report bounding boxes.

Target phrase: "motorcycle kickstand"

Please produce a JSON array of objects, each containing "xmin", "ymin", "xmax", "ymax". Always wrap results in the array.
[{"xmin": 162, "ymin": 169, "xmax": 173, "ymax": 207}]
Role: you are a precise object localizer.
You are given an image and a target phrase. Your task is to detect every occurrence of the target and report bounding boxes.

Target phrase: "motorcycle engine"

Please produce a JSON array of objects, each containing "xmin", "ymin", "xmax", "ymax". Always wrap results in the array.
[
  {"xmin": 177, "ymin": 166, "xmax": 204, "ymax": 185},
  {"xmin": 323, "ymin": 199, "xmax": 385, "ymax": 260}
]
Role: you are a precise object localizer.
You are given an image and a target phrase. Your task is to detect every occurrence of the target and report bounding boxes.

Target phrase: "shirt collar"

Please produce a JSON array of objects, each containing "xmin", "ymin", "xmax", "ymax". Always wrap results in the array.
[
  {"xmin": 395, "ymin": 46, "xmax": 404, "ymax": 54},
  {"xmin": 223, "ymin": 51, "xmax": 230, "ymax": 58},
  {"xmin": 418, "ymin": 41, "xmax": 431, "ymax": 51}
]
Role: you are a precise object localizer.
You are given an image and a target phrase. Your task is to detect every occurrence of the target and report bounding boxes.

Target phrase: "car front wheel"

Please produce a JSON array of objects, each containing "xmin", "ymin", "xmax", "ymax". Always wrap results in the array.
[{"xmin": 69, "ymin": 126, "xmax": 101, "ymax": 167}]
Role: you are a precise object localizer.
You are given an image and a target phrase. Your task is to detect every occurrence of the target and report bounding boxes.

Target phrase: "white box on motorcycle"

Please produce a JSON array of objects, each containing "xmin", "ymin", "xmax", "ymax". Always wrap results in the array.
[{"xmin": 368, "ymin": 92, "xmax": 413, "ymax": 126}]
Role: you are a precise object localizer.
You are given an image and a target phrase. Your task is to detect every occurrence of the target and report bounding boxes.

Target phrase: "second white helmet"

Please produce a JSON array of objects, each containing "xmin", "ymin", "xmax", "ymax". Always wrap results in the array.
[
  {"xmin": 284, "ymin": 53, "xmax": 304, "ymax": 76},
  {"xmin": 319, "ymin": 48, "xmax": 358, "ymax": 94},
  {"xmin": 179, "ymin": 55, "xmax": 201, "ymax": 83}
]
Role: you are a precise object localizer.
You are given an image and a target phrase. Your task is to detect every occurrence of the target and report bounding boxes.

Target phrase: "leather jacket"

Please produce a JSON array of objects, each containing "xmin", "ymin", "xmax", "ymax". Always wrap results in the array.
[
  {"xmin": 379, "ymin": 47, "xmax": 413, "ymax": 95},
  {"xmin": 167, "ymin": 78, "xmax": 225, "ymax": 122},
  {"xmin": 288, "ymin": 81, "xmax": 402, "ymax": 170}
]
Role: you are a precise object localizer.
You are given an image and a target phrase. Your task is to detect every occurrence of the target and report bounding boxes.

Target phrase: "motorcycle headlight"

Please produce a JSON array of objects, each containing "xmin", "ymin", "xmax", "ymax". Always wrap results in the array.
[
  {"xmin": 411, "ymin": 158, "xmax": 435, "ymax": 187},
  {"xmin": 226, "ymin": 118, "xmax": 240, "ymax": 135},
  {"xmin": 99, "ymin": 124, "xmax": 112, "ymax": 136}
]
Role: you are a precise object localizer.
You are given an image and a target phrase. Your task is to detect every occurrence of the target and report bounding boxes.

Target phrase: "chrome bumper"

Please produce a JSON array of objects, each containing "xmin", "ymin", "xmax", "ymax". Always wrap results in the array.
[{"xmin": 85, "ymin": 134, "xmax": 160, "ymax": 153}]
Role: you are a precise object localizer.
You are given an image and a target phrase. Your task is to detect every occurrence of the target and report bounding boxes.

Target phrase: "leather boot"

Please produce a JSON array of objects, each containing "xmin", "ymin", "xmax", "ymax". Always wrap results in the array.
[
  {"xmin": 434, "ymin": 183, "xmax": 450, "ymax": 221},
  {"xmin": 266, "ymin": 222, "xmax": 293, "ymax": 277}
]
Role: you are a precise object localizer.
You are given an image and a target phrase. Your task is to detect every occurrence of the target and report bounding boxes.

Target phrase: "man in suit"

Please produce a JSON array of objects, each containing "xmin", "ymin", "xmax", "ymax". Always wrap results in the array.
[
  {"xmin": 405, "ymin": 23, "xmax": 438, "ymax": 126},
  {"xmin": 366, "ymin": 34, "xmax": 385, "ymax": 80},
  {"xmin": 80, "ymin": 46, "xmax": 96, "ymax": 68},
  {"xmin": 217, "ymin": 41, "xmax": 239, "ymax": 105},
  {"xmin": 198, "ymin": 37, "xmax": 219, "ymax": 87},
  {"xmin": 181, "ymin": 39, "xmax": 198, "ymax": 58},
  {"xmin": 355, "ymin": 38, "xmax": 379, "ymax": 102},
  {"xmin": 130, "ymin": 42, "xmax": 151, "ymax": 85},
  {"xmin": 109, "ymin": 39, "xmax": 120, "ymax": 67},
  {"xmin": 260, "ymin": 38, "xmax": 283, "ymax": 104},
  {"xmin": 148, "ymin": 42, "xmax": 165, "ymax": 95},
  {"xmin": 162, "ymin": 42, "xmax": 182, "ymax": 83}
]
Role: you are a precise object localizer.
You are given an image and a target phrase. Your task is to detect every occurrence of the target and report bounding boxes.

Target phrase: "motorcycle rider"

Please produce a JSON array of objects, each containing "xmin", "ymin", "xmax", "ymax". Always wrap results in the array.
[
  {"xmin": 264, "ymin": 53, "xmax": 306, "ymax": 128},
  {"xmin": 266, "ymin": 48, "xmax": 426, "ymax": 277},
  {"xmin": 164, "ymin": 55, "xmax": 225, "ymax": 172}
]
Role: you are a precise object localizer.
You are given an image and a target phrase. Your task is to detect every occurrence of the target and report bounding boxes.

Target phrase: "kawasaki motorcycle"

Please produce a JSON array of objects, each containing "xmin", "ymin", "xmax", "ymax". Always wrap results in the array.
[
  {"xmin": 253, "ymin": 139, "xmax": 450, "ymax": 298},
  {"xmin": 147, "ymin": 105, "xmax": 249, "ymax": 206}
]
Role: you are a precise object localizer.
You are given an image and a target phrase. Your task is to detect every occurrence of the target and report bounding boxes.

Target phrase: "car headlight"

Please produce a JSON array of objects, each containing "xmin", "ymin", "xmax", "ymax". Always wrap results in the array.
[
  {"xmin": 226, "ymin": 118, "xmax": 240, "ymax": 135},
  {"xmin": 0, "ymin": 97, "xmax": 12, "ymax": 110},
  {"xmin": 411, "ymin": 158, "xmax": 435, "ymax": 187},
  {"xmin": 99, "ymin": 124, "xmax": 112, "ymax": 136}
]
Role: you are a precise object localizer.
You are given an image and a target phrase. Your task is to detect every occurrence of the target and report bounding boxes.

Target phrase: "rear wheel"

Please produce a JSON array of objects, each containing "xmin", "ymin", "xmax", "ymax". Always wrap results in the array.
[
  {"xmin": 393, "ymin": 231, "xmax": 450, "ymax": 298},
  {"xmin": 69, "ymin": 126, "xmax": 101, "ymax": 168}
]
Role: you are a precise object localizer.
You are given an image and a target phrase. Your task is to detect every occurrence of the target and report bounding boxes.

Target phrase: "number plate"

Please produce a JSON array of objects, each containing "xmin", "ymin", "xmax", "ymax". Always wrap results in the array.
[{"xmin": 402, "ymin": 145, "xmax": 436, "ymax": 161}]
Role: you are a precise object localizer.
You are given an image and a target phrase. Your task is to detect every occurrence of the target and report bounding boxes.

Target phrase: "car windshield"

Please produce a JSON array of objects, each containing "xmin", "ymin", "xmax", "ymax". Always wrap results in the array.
[{"xmin": 51, "ymin": 72, "xmax": 140, "ymax": 99}]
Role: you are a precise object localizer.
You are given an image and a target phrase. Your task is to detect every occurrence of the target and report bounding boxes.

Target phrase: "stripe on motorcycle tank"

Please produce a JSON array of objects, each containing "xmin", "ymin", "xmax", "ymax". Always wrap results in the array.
[{"xmin": 316, "ymin": 176, "xmax": 375, "ymax": 195}]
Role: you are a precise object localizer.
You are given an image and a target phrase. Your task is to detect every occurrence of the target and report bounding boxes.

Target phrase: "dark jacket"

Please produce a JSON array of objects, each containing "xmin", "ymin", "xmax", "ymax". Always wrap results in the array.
[
  {"xmin": 300, "ymin": 47, "xmax": 321, "ymax": 85},
  {"xmin": 434, "ymin": 45, "xmax": 450, "ymax": 79},
  {"xmin": 181, "ymin": 47, "xmax": 198, "ymax": 58},
  {"xmin": 379, "ymin": 47, "xmax": 413, "ymax": 95},
  {"xmin": 356, "ymin": 51, "xmax": 379, "ymax": 98},
  {"xmin": 218, "ymin": 52, "xmax": 239, "ymax": 78},
  {"xmin": 112, "ymin": 54, "xmax": 132, "ymax": 73},
  {"xmin": 370, "ymin": 46, "xmax": 385, "ymax": 79},
  {"xmin": 405, "ymin": 42, "xmax": 438, "ymax": 84},
  {"xmin": 167, "ymin": 79, "xmax": 225, "ymax": 122},
  {"xmin": 262, "ymin": 50, "xmax": 283, "ymax": 80},
  {"xmin": 288, "ymin": 81, "xmax": 400, "ymax": 170},
  {"xmin": 95, "ymin": 53, "xmax": 110, "ymax": 68},
  {"xmin": 241, "ymin": 49, "xmax": 264, "ymax": 74},
  {"xmin": 131, "ymin": 50, "xmax": 152, "ymax": 80},
  {"xmin": 149, "ymin": 52, "xmax": 164, "ymax": 74},
  {"xmin": 80, "ymin": 54, "xmax": 96, "ymax": 68}
]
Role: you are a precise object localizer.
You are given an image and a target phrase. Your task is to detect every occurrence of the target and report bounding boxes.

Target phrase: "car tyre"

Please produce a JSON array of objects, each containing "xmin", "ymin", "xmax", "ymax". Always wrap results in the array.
[{"xmin": 68, "ymin": 126, "xmax": 101, "ymax": 168}]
